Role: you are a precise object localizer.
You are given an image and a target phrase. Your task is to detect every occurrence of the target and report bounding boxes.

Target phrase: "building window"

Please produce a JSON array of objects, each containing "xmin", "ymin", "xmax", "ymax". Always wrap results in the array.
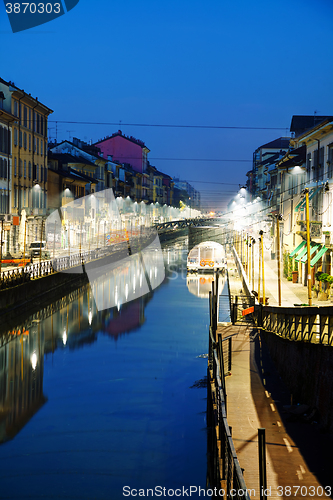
[
  {"xmin": 24, "ymin": 160, "xmax": 26, "ymax": 179},
  {"xmin": 13, "ymin": 100, "xmax": 18, "ymax": 117},
  {"xmin": 44, "ymin": 167, "xmax": 47, "ymax": 182},
  {"xmin": 41, "ymin": 164, "xmax": 43, "ymax": 182},
  {"xmin": 24, "ymin": 132, "xmax": 27, "ymax": 149},
  {"xmin": 29, "ymin": 109, "xmax": 31, "ymax": 130},
  {"xmin": 36, "ymin": 164, "xmax": 39, "ymax": 182},
  {"xmin": 28, "ymin": 161, "xmax": 32, "ymax": 180},
  {"xmin": 40, "ymin": 140, "xmax": 43, "ymax": 156},
  {"xmin": 14, "ymin": 128, "xmax": 18, "ymax": 146},
  {"xmin": 14, "ymin": 157, "xmax": 17, "ymax": 176},
  {"xmin": 0, "ymin": 159, "xmax": 8, "ymax": 179},
  {"xmin": 19, "ymin": 159, "xmax": 22, "ymax": 178},
  {"xmin": 29, "ymin": 134, "xmax": 31, "ymax": 151},
  {"xmin": 34, "ymin": 137, "xmax": 36, "ymax": 153},
  {"xmin": 19, "ymin": 130, "xmax": 22, "ymax": 148},
  {"xmin": 36, "ymin": 113, "xmax": 40, "ymax": 134},
  {"xmin": 24, "ymin": 106, "xmax": 27, "ymax": 127}
]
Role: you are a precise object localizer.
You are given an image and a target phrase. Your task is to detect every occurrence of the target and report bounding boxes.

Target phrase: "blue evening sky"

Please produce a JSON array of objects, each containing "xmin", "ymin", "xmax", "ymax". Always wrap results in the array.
[{"xmin": 1, "ymin": 0, "xmax": 333, "ymax": 210}]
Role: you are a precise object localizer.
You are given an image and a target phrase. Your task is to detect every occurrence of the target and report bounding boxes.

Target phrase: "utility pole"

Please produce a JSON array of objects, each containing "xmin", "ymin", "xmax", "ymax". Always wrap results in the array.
[
  {"xmin": 276, "ymin": 214, "xmax": 282, "ymax": 306},
  {"xmin": 252, "ymin": 238, "xmax": 255, "ymax": 291},
  {"xmin": 259, "ymin": 230, "xmax": 265, "ymax": 305},
  {"xmin": 258, "ymin": 236, "xmax": 261, "ymax": 302},
  {"xmin": 305, "ymin": 188, "xmax": 312, "ymax": 305},
  {"xmin": 0, "ymin": 220, "xmax": 3, "ymax": 279}
]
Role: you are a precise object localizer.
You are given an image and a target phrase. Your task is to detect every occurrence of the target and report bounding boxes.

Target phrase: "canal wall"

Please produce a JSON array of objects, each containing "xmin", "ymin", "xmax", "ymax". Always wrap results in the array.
[
  {"xmin": 262, "ymin": 330, "xmax": 333, "ymax": 433},
  {"xmin": 0, "ymin": 266, "xmax": 89, "ymax": 322}
]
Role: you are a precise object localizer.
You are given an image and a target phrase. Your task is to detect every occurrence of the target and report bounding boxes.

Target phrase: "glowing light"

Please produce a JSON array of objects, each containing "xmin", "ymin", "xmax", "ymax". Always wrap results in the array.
[
  {"xmin": 31, "ymin": 352, "xmax": 37, "ymax": 370},
  {"xmin": 63, "ymin": 331, "xmax": 67, "ymax": 345},
  {"xmin": 88, "ymin": 311, "xmax": 92, "ymax": 325}
]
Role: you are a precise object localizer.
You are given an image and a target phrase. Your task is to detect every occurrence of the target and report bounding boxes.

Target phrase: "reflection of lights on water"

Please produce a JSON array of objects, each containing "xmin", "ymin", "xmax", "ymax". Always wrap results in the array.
[
  {"xmin": 63, "ymin": 329, "xmax": 67, "ymax": 345},
  {"xmin": 31, "ymin": 352, "xmax": 37, "ymax": 370},
  {"xmin": 125, "ymin": 283, "xmax": 129, "ymax": 300},
  {"xmin": 140, "ymin": 273, "xmax": 142, "ymax": 287},
  {"xmin": 117, "ymin": 301, "xmax": 121, "ymax": 311},
  {"xmin": 133, "ymin": 277, "xmax": 136, "ymax": 292},
  {"xmin": 155, "ymin": 266, "xmax": 157, "ymax": 278},
  {"xmin": 88, "ymin": 311, "xmax": 92, "ymax": 325}
]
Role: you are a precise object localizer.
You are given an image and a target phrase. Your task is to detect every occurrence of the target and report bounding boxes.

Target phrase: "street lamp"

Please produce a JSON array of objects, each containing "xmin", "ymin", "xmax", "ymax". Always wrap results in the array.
[
  {"xmin": 259, "ymin": 230, "xmax": 265, "ymax": 305},
  {"xmin": 276, "ymin": 214, "xmax": 283, "ymax": 307},
  {"xmin": 304, "ymin": 188, "xmax": 312, "ymax": 306}
]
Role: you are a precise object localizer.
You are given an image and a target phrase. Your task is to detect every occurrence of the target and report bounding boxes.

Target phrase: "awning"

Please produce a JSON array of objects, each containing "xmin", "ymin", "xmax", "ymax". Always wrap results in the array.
[
  {"xmin": 310, "ymin": 246, "xmax": 328, "ymax": 267},
  {"xmin": 298, "ymin": 244, "xmax": 320, "ymax": 263},
  {"xmin": 294, "ymin": 187, "xmax": 322, "ymax": 212},
  {"xmin": 289, "ymin": 241, "xmax": 306, "ymax": 257},
  {"xmin": 295, "ymin": 246, "xmax": 308, "ymax": 261}
]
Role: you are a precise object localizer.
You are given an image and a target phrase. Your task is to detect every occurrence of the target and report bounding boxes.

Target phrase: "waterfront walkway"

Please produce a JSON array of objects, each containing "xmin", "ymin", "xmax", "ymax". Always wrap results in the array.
[{"xmin": 223, "ymin": 249, "xmax": 332, "ymax": 500}]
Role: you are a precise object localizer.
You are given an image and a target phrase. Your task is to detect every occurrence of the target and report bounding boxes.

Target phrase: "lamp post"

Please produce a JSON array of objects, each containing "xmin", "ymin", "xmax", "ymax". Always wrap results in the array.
[
  {"xmin": 252, "ymin": 238, "xmax": 255, "ymax": 291},
  {"xmin": 276, "ymin": 214, "xmax": 283, "ymax": 307},
  {"xmin": 258, "ymin": 235, "xmax": 261, "ymax": 302},
  {"xmin": 259, "ymin": 230, "xmax": 265, "ymax": 305},
  {"xmin": 304, "ymin": 188, "xmax": 312, "ymax": 305},
  {"xmin": 246, "ymin": 233, "xmax": 249, "ymax": 275}
]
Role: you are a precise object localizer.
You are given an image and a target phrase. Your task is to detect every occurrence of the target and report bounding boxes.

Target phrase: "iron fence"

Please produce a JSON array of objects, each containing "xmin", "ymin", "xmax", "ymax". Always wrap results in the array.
[
  {"xmin": 255, "ymin": 304, "xmax": 333, "ymax": 346},
  {"xmin": 0, "ymin": 233, "xmax": 155, "ymax": 291},
  {"xmin": 207, "ymin": 275, "xmax": 251, "ymax": 499}
]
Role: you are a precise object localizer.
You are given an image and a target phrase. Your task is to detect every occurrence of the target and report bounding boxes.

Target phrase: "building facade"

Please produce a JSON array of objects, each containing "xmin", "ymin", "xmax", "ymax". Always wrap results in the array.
[{"xmin": 0, "ymin": 77, "xmax": 53, "ymax": 254}]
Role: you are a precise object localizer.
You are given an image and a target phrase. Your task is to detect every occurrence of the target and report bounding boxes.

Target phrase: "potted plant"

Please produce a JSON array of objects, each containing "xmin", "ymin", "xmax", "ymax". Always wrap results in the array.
[
  {"xmin": 315, "ymin": 272, "xmax": 333, "ymax": 301},
  {"xmin": 292, "ymin": 270, "xmax": 298, "ymax": 283}
]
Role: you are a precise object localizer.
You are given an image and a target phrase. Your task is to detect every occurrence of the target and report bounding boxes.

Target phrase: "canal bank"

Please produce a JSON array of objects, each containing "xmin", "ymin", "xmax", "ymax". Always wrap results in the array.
[{"xmin": 225, "ymin": 249, "xmax": 333, "ymax": 498}]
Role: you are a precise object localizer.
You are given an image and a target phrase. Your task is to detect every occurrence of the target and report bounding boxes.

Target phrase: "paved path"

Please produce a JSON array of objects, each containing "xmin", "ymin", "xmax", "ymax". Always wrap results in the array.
[
  {"xmin": 221, "ymin": 251, "xmax": 332, "ymax": 500},
  {"xmin": 241, "ymin": 245, "xmax": 332, "ymax": 307}
]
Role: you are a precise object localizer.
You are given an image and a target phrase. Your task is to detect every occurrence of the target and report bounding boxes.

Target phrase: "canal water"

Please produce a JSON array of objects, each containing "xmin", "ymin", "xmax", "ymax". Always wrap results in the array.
[{"xmin": 0, "ymin": 241, "xmax": 227, "ymax": 500}]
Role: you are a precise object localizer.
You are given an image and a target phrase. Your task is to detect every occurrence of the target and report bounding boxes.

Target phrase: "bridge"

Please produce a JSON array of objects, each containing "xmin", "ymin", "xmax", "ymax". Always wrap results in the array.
[{"xmin": 154, "ymin": 217, "xmax": 223, "ymax": 231}]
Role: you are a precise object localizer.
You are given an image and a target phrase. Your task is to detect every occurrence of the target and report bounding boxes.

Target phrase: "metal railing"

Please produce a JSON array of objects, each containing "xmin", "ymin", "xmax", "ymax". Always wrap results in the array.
[
  {"xmin": 0, "ymin": 232, "xmax": 156, "ymax": 291},
  {"xmin": 207, "ymin": 274, "xmax": 251, "ymax": 499},
  {"xmin": 255, "ymin": 304, "xmax": 333, "ymax": 346},
  {"xmin": 231, "ymin": 245, "xmax": 333, "ymax": 347}
]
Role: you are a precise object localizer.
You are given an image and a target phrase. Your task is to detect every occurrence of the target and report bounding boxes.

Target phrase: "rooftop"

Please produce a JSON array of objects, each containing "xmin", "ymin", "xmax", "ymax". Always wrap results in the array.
[{"xmin": 95, "ymin": 130, "xmax": 149, "ymax": 149}]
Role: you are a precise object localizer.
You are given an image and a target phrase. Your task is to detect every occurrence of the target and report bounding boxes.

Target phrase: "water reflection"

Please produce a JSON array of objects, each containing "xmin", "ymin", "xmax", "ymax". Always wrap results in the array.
[
  {"xmin": 0, "ymin": 322, "xmax": 46, "ymax": 444},
  {"xmin": 187, "ymin": 273, "xmax": 226, "ymax": 299},
  {"xmin": 0, "ymin": 244, "xmax": 183, "ymax": 444}
]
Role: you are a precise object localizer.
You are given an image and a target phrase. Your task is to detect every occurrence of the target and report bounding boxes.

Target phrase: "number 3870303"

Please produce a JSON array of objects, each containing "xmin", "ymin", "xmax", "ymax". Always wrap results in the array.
[{"xmin": 5, "ymin": 3, "xmax": 61, "ymax": 14}]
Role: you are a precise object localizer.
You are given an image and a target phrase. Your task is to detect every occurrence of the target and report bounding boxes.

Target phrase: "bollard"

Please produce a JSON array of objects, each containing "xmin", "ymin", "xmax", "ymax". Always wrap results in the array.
[
  {"xmin": 233, "ymin": 295, "xmax": 238, "ymax": 324},
  {"xmin": 228, "ymin": 337, "xmax": 232, "ymax": 372},
  {"xmin": 258, "ymin": 428, "xmax": 267, "ymax": 500}
]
